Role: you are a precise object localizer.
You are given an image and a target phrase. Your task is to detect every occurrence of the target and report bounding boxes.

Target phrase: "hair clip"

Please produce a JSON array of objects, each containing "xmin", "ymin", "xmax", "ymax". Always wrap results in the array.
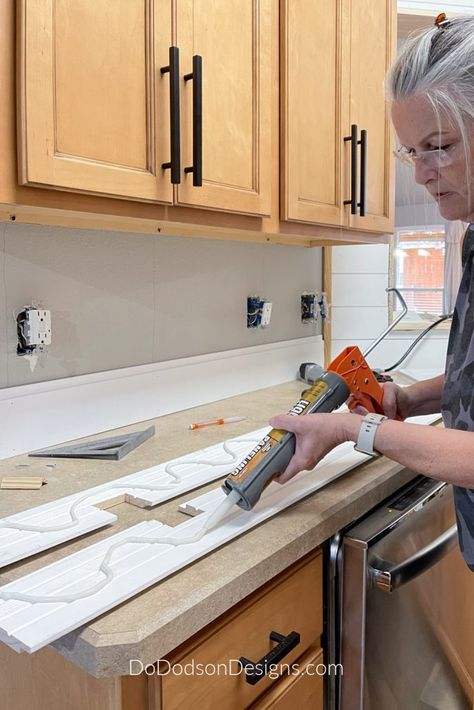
[{"xmin": 434, "ymin": 12, "xmax": 450, "ymax": 29}]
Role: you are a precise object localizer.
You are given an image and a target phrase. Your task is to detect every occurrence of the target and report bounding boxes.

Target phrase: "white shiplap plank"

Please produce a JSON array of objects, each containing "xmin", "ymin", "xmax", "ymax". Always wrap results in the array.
[
  {"xmin": 331, "ymin": 307, "xmax": 388, "ymax": 341},
  {"xmin": 0, "ymin": 413, "xmax": 441, "ymax": 654},
  {"xmin": 331, "ymin": 274, "xmax": 388, "ymax": 307},
  {"xmin": 0, "ymin": 429, "xmax": 267, "ymax": 567},
  {"xmin": 332, "ymin": 244, "xmax": 389, "ymax": 275}
]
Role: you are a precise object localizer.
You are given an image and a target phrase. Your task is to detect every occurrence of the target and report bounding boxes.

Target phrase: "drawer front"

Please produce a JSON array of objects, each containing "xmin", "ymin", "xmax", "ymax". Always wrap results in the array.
[
  {"xmin": 250, "ymin": 647, "xmax": 324, "ymax": 709},
  {"xmin": 161, "ymin": 552, "xmax": 322, "ymax": 710}
]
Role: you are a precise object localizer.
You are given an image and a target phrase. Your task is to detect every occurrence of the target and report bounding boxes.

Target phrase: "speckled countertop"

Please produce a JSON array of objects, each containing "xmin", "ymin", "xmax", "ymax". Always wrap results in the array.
[{"xmin": 0, "ymin": 380, "xmax": 421, "ymax": 677}]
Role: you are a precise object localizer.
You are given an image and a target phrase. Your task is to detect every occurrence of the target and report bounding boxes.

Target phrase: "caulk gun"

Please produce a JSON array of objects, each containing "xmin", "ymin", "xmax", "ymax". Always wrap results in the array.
[{"xmin": 222, "ymin": 288, "xmax": 407, "ymax": 511}]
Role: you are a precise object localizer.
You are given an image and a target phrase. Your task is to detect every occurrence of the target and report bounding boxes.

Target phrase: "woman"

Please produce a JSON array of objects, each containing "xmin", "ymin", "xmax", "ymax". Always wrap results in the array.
[{"xmin": 270, "ymin": 14, "xmax": 474, "ymax": 571}]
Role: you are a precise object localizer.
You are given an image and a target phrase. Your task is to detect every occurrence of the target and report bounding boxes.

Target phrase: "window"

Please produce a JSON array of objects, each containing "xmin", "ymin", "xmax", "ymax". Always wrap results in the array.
[{"xmin": 392, "ymin": 226, "xmax": 446, "ymax": 319}]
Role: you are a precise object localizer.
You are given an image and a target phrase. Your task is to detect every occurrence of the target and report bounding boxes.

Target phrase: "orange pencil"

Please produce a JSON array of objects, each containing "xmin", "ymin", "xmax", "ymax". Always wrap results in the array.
[{"xmin": 188, "ymin": 416, "xmax": 246, "ymax": 430}]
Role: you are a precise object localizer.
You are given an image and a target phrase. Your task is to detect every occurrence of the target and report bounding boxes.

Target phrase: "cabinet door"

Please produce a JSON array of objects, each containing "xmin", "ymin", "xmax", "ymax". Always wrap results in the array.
[
  {"xmin": 159, "ymin": 552, "xmax": 322, "ymax": 710},
  {"xmin": 175, "ymin": 0, "xmax": 272, "ymax": 216},
  {"xmin": 346, "ymin": 0, "xmax": 396, "ymax": 232},
  {"xmin": 248, "ymin": 647, "xmax": 324, "ymax": 709},
  {"xmin": 415, "ymin": 541, "xmax": 474, "ymax": 700},
  {"xmin": 281, "ymin": 0, "xmax": 348, "ymax": 226},
  {"xmin": 18, "ymin": 0, "xmax": 173, "ymax": 203}
]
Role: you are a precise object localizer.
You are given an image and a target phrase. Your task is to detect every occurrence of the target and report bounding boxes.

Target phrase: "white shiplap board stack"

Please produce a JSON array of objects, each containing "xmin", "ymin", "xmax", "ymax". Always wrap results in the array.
[
  {"xmin": 0, "ymin": 429, "xmax": 268, "ymax": 567},
  {"xmin": 0, "ymin": 413, "xmax": 440, "ymax": 654}
]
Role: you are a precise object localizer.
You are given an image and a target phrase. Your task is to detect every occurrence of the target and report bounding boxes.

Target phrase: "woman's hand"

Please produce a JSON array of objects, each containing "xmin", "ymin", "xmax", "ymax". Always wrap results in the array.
[
  {"xmin": 348, "ymin": 382, "xmax": 414, "ymax": 420},
  {"xmin": 268, "ymin": 413, "xmax": 355, "ymax": 484}
]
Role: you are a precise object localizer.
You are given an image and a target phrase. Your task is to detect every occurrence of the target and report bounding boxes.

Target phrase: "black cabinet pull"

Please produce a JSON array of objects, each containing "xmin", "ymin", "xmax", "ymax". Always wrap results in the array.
[
  {"xmin": 239, "ymin": 630, "xmax": 300, "ymax": 686},
  {"xmin": 161, "ymin": 46, "xmax": 181, "ymax": 184},
  {"xmin": 184, "ymin": 55, "xmax": 203, "ymax": 187},
  {"xmin": 344, "ymin": 124, "xmax": 358, "ymax": 215},
  {"xmin": 358, "ymin": 128, "xmax": 367, "ymax": 217}
]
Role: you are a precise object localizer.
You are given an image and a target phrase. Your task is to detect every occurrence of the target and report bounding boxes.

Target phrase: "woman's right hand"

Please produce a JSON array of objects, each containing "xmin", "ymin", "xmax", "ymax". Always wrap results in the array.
[
  {"xmin": 378, "ymin": 382, "xmax": 413, "ymax": 420},
  {"xmin": 348, "ymin": 382, "xmax": 413, "ymax": 420}
]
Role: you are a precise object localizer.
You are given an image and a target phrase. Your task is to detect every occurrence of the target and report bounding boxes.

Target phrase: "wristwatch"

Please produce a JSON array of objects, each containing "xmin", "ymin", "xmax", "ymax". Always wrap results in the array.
[{"xmin": 354, "ymin": 412, "xmax": 388, "ymax": 456}]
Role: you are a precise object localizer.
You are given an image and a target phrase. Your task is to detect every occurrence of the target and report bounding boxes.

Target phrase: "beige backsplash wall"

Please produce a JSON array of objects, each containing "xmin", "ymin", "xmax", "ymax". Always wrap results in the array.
[{"xmin": 0, "ymin": 222, "xmax": 322, "ymax": 389}]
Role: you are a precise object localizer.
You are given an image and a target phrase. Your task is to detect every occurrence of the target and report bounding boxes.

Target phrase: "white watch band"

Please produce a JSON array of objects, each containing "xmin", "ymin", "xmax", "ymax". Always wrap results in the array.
[{"xmin": 354, "ymin": 412, "xmax": 388, "ymax": 456}]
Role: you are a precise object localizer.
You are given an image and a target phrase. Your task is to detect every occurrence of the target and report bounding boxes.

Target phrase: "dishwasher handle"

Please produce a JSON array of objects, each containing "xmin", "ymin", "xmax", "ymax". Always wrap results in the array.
[{"xmin": 369, "ymin": 524, "xmax": 458, "ymax": 593}]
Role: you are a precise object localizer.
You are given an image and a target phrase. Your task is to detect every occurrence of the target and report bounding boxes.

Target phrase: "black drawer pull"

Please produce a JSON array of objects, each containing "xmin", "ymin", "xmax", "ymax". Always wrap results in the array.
[
  {"xmin": 184, "ymin": 55, "xmax": 203, "ymax": 186},
  {"xmin": 343, "ymin": 123, "xmax": 358, "ymax": 215},
  {"xmin": 358, "ymin": 128, "xmax": 367, "ymax": 216},
  {"xmin": 161, "ymin": 46, "xmax": 181, "ymax": 184},
  {"xmin": 239, "ymin": 630, "xmax": 301, "ymax": 685}
]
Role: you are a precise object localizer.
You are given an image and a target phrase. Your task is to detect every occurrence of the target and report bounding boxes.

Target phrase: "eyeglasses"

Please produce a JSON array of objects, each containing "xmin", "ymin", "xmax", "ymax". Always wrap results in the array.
[{"xmin": 394, "ymin": 144, "xmax": 457, "ymax": 169}]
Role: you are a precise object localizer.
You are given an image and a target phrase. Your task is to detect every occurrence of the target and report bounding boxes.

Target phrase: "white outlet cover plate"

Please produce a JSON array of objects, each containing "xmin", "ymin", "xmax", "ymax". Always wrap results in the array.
[{"xmin": 261, "ymin": 302, "xmax": 272, "ymax": 327}]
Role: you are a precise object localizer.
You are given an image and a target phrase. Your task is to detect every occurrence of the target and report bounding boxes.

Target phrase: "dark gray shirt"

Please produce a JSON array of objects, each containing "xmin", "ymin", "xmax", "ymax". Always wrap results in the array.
[{"xmin": 441, "ymin": 223, "xmax": 474, "ymax": 571}]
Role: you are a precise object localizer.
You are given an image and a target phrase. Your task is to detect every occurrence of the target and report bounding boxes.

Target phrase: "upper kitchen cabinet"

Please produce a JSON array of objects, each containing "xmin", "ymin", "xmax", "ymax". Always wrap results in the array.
[
  {"xmin": 17, "ymin": 0, "xmax": 272, "ymax": 216},
  {"xmin": 281, "ymin": 0, "xmax": 396, "ymax": 233},
  {"xmin": 4, "ymin": 0, "xmax": 395, "ymax": 244},
  {"xmin": 175, "ymin": 0, "xmax": 272, "ymax": 216},
  {"xmin": 281, "ymin": 0, "xmax": 347, "ymax": 228},
  {"xmin": 347, "ymin": 0, "xmax": 395, "ymax": 232},
  {"xmin": 17, "ymin": 0, "xmax": 173, "ymax": 204}
]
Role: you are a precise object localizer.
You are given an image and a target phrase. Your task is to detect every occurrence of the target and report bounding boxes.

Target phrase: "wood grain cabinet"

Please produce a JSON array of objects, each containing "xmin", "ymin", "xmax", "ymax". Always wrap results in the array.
[
  {"xmin": 157, "ymin": 550, "xmax": 323, "ymax": 710},
  {"xmin": 175, "ymin": 0, "xmax": 272, "ymax": 216},
  {"xmin": 281, "ymin": 0, "xmax": 396, "ymax": 233},
  {"xmin": 8, "ymin": 0, "xmax": 396, "ymax": 242},
  {"xmin": 17, "ymin": 0, "xmax": 272, "ymax": 216},
  {"xmin": 0, "ymin": 550, "xmax": 323, "ymax": 710},
  {"xmin": 416, "ymin": 540, "xmax": 474, "ymax": 704}
]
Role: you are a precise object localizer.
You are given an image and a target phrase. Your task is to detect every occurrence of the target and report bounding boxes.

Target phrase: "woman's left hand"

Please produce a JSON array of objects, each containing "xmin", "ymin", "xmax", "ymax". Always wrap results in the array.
[{"xmin": 268, "ymin": 413, "xmax": 353, "ymax": 484}]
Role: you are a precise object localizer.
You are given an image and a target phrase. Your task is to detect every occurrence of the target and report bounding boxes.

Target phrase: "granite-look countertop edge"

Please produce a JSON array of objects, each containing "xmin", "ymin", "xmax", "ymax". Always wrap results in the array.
[
  {"xmin": 0, "ymin": 379, "xmax": 428, "ymax": 677},
  {"xmin": 53, "ymin": 457, "xmax": 415, "ymax": 677}
]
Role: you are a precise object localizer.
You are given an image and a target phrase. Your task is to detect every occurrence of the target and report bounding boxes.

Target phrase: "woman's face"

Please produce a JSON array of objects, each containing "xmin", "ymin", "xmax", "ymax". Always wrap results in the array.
[{"xmin": 391, "ymin": 94, "xmax": 474, "ymax": 222}]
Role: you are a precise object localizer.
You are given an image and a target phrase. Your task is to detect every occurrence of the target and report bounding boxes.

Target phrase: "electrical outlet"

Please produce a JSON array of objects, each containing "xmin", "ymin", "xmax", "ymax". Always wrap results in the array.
[
  {"xmin": 17, "ymin": 307, "xmax": 52, "ymax": 356},
  {"xmin": 27, "ymin": 310, "xmax": 52, "ymax": 345},
  {"xmin": 318, "ymin": 292, "xmax": 329, "ymax": 320},
  {"xmin": 261, "ymin": 301, "xmax": 272, "ymax": 327},
  {"xmin": 247, "ymin": 296, "xmax": 272, "ymax": 329},
  {"xmin": 247, "ymin": 296, "xmax": 262, "ymax": 328},
  {"xmin": 301, "ymin": 293, "xmax": 317, "ymax": 323}
]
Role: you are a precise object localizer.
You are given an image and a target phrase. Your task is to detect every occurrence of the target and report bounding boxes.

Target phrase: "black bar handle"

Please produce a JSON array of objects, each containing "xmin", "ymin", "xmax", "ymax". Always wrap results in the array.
[
  {"xmin": 358, "ymin": 128, "xmax": 367, "ymax": 216},
  {"xmin": 184, "ymin": 55, "xmax": 203, "ymax": 187},
  {"xmin": 343, "ymin": 124, "xmax": 358, "ymax": 215},
  {"xmin": 161, "ymin": 46, "xmax": 180, "ymax": 184},
  {"xmin": 239, "ymin": 630, "xmax": 300, "ymax": 685}
]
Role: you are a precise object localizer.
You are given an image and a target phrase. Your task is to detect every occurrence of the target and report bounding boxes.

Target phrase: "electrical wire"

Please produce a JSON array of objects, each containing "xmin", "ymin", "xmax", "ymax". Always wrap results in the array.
[{"xmin": 383, "ymin": 313, "xmax": 452, "ymax": 373}]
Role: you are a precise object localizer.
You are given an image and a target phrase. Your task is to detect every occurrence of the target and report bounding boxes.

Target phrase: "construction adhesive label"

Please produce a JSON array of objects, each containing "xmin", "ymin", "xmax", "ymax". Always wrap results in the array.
[{"xmin": 227, "ymin": 380, "xmax": 329, "ymax": 482}]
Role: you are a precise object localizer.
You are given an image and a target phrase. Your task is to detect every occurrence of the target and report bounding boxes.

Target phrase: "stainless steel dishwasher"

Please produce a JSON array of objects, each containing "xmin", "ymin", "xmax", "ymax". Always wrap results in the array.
[{"xmin": 326, "ymin": 475, "xmax": 470, "ymax": 710}]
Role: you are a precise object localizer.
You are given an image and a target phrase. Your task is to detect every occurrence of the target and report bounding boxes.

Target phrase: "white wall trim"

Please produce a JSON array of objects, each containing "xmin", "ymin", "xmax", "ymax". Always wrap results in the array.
[{"xmin": 0, "ymin": 337, "xmax": 323, "ymax": 459}]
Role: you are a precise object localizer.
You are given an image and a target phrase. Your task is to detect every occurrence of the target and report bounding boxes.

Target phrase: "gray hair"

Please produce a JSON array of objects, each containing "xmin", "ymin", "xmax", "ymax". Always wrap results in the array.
[
  {"xmin": 387, "ymin": 15, "xmax": 474, "ymax": 208},
  {"xmin": 387, "ymin": 15, "xmax": 474, "ymax": 125}
]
